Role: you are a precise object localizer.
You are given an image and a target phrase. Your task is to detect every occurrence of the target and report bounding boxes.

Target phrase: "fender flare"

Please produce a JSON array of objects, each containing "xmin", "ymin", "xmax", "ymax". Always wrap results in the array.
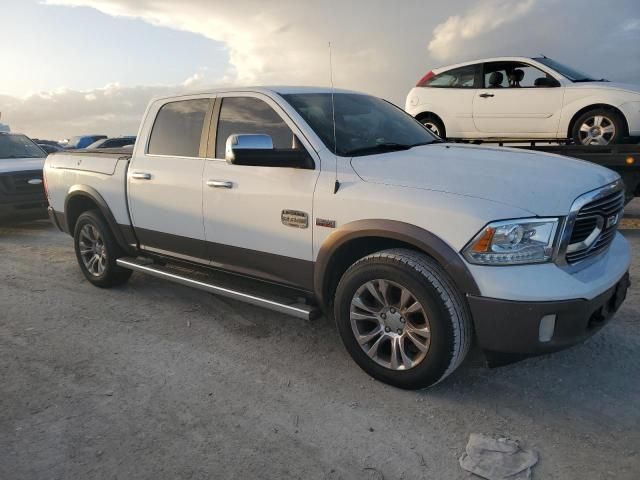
[
  {"xmin": 313, "ymin": 219, "xmax": 480, "ymax": 306},
  {"xmin": 64, "ymin": 185, "xmax": 137, "ymax": 255}
]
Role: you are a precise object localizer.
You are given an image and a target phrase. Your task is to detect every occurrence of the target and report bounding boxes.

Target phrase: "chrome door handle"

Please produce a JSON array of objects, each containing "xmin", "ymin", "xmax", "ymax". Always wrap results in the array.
[
  {"xmin": 131, "ymin": 172, "xmax": 152, "ymax": 180},
  {"xmin": 479, "ymin": 93, "xmax": 495, "ymax": 98},
  {"xmin": 207, "ymin": 180, "xmax": 233, "ymax": 189}
]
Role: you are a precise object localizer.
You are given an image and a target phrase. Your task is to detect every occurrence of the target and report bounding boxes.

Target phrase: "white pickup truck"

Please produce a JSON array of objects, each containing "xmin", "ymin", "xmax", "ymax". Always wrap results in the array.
[{"xmin": 44, "ymin": 87, "xmax": 631, "ymax": 389}]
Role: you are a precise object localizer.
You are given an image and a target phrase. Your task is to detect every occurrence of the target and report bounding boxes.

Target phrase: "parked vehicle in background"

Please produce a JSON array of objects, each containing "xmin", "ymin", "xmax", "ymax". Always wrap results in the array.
[
  {"xmin": 65, "ymin": 134, "xmax": 107, "ymax": 150},
  {"xmin": 0, "ymin": 132, "xmax": 48, "ymax": 220},
  {"xmin": 406, "ymin": 56, "xmax": 640, "ymax": 145},
  {"xmin": 86, "ymin": 136, "xmax": 136, "ymax": 149},
  {"xmin": 44, "ymin": 87, "xmax": 630, "ymax": 389},
  {"xmin": 38, "ymin": 143, "xmax": 65, "ymax": 154}
]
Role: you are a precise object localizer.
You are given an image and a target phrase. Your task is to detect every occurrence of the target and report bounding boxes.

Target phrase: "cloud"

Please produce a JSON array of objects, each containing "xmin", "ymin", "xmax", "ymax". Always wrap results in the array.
[
  {"xmin": 4, "ymin": 0, "xmax": 638, "ymax": 139},
  {"xmin": 2, "ymin": 83, "xmax": 170, "ymax": 139},
  {"xmin": 428, "ymin": 0, "xmax": 536, "ymax": 61}
]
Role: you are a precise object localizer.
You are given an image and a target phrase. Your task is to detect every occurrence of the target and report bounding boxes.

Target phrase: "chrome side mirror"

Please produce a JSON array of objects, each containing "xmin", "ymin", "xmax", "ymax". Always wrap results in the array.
[{"xmin": 225, "ymin": 134, "xmax": 274, "ymax": 163}]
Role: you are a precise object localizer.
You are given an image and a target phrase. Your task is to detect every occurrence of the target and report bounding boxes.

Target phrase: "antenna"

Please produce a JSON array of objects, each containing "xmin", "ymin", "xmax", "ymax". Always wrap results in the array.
[{"xmin": 329, "ymin": 42, "xmax": 340, "ymax": 194}]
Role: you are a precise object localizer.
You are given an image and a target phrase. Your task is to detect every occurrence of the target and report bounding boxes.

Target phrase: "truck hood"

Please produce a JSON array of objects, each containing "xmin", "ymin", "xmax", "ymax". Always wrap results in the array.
[
  {"xmin": 350, "ymin": 144, "xmax": 619, "ymax": 216},
  {"xmin": 0, "ymin": 157, "xmax": 45, "ymax": 174}
]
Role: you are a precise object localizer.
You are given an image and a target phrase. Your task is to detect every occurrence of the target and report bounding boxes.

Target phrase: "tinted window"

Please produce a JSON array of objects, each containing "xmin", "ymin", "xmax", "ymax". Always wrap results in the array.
[
  {"xmin": 283, "ymin": 93, "xmax": 438, "ymax": 157},
  {"xmin": 0, "ymin": 134, "xmax": 46, "ymax": 159},
  {"xmin": 148, "ymin": 99, "xmax": 209, "ymax": 157},
  {"xmin": 215, "ymin": 97, "xmax": 296, "ymax": 158},
  {"xmin": 424, "ymin": 65, "xmax": 478, "ymax": 88}
]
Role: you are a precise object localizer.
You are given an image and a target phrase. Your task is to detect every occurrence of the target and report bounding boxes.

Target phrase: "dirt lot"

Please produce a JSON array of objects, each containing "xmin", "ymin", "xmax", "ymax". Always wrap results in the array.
[{"xmin": 1, "ymin": 205, "xmax": 639, "ymax": 479}]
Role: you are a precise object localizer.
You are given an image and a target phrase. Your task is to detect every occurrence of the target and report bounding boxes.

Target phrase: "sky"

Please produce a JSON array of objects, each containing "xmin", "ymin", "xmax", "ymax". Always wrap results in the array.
[{"xmin": 1, "ymin": 0, "xmax": 639, "ymax": 139}]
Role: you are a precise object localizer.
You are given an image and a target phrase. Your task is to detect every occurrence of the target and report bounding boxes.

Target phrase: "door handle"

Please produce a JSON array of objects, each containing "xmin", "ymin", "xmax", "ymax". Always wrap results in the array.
[
  {"xmin": 131, "ymin": 172, "xmax": 152, "ymax": 180},
  {"xmin": 207, "ymin": 180, "xmax": 233, "ymax": 189},
  {"xmin": 479, "ymin": 93, "xmax": 495, "ymax": 98}
]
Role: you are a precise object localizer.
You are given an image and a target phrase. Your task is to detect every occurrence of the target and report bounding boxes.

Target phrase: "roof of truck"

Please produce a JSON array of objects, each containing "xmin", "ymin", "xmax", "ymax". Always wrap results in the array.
[{"xmin": 149, "ymin": 85, "xmax": 363, "ymax": 102}]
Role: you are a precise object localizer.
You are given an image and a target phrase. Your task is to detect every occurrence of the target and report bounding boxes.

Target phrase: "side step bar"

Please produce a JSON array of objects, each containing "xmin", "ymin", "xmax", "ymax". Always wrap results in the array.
[{"xmin": 116, "ymin": 257, "xmax": 319, "ymax": 320}]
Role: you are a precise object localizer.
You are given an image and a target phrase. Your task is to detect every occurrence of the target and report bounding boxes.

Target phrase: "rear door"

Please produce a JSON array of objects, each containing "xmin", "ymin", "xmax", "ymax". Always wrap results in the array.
[
  {"xmin": 127, "ymin": 95, "xmax": 213, "ymax": 261},
  {"xmin": 202, "ymin": 93, "xmax": 320, "ymax": 289},
  {"xmin": 473, "ymin": 61, "xmax": 564, "ymax": 136}
]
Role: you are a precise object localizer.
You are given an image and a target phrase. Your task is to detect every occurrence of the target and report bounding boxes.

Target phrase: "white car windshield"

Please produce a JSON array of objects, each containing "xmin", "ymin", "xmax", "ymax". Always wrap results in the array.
[
  {"xmin": 283, "ymin": 93, "xmax": 440, "ymax": 157},
  {"xmin": 533, "ymin": 57, "xmax": 606, "ymax": 82},
  {"xmin": 0, "ymin": 134, "xmax": 46, "ymax": 159}
]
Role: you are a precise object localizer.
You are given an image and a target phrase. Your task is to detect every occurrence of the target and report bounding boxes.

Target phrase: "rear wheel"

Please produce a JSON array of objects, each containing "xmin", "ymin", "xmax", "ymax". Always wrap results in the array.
[
  {"xmin": 418, "ymin": 114, "xmax": 446, "ymax": 139},
  {"xmin": 334, "ymin": 249, "xmax": 472, "ymax": 389},
  {"xmin": 572, "ymin": 108, "xmax": 625, "ymax": 146},
  {"xmin": 74, "ymin": 210, "xmax": 132, "ymax": 288}
]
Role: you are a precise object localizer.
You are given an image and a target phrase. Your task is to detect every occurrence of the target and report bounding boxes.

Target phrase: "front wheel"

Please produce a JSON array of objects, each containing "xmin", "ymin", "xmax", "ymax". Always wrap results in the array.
[
  {"xmin": 572, "ymin": 108, "xmax": 625, "ymax": 146},
  {"xmin": 74, "ymin": 210, "xmax": 132, "ymax": 288},
  {"xmin": 334, "ymin": 249, "xmax": 472, "ymax": 389}
]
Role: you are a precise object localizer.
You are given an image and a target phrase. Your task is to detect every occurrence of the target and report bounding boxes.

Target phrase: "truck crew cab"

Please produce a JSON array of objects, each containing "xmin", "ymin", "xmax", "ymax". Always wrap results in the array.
[{"xmin": 44, "ymin": 87, "xmax": 631, "ymax": 389}]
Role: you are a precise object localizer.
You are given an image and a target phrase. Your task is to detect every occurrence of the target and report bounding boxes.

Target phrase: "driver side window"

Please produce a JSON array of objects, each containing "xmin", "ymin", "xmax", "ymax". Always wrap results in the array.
[
  {"xmin": 215, "ymin": 97, "xmax": 298, "ymax": 158},
  {"xmin": 484, "ymin": 62, "xmax": 559, "ymax": 88}
]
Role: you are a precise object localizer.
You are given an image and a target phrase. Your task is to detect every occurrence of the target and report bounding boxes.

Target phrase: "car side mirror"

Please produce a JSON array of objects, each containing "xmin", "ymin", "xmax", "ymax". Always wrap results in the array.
[
  {"xmin": 225, "ymin": 134, "xmax": 314, "ymax": 169},
  {"xmin": 534, "ymin": 77, "xmax": 560, "ymax": 88}
]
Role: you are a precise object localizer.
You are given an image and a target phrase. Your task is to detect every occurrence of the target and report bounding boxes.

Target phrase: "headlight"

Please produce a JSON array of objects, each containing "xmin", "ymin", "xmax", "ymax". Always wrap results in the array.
[{"xmin": 463, "ymin": 218, "xmax": 559, "ymax": 265}]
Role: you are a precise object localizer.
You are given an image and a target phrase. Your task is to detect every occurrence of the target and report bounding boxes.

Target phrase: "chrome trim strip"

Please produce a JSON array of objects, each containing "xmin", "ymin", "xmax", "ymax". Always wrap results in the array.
[
  {"xmin": 116, "ymin": 258, "xmax": 317, "ymax": 320},
  {"xmin": 556, "ymin": 178, "xmax": 624, "ymax": 266}
]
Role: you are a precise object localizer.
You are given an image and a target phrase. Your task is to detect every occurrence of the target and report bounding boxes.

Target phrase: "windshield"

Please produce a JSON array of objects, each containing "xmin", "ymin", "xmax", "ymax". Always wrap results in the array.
[
  {"xmin": 533, "ymin": 57, "xmax": 604, "ymax": 82},
  {"xmin": 282, "ymin": 93, "xmax": 439, "ymax": 157},
  {"xmin": 0, "ymin": 134, "xmax": 46, "ymax": 159}
]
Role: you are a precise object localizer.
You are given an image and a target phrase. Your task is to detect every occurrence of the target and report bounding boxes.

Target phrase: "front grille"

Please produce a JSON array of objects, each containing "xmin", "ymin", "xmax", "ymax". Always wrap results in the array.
[
  {"xmin": 565, "ymin": 189, "xmax": 624, "ymax": 264},
  {"xmin": 0, "ymin": 170, "xmax": 45, "ymax": 200}
]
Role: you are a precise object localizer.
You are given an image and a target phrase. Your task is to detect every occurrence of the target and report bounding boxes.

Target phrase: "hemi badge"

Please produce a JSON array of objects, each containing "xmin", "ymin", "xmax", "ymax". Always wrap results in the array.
[
  {"xmin": 28, "ymin": 178, "xmax": 43, "ymax": 185},
  {"xmin": 281, "ymin": 210, "xmax": 308, "ymax": 229},
  {"xmin": 316, "ymin": 218, "xmax": 336, "ymax": 228}
]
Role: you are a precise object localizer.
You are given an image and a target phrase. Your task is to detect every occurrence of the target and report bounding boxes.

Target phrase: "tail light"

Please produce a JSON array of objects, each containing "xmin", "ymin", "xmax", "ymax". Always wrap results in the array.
[{"xmin": 416, "ymin": 71, "xmax": 435, "ymax": 87}]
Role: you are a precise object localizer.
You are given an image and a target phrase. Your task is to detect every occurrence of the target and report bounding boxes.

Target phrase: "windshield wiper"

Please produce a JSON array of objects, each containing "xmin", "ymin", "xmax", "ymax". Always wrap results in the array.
[{"xmin": 345, "ymin": 141, "xmax": 434, "ymax": 157}]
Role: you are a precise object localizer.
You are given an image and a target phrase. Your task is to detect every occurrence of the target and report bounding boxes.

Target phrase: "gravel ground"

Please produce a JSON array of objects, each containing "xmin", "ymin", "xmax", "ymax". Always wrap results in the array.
[{"xmin": 1, "ymin": 215, "xmax": 639, "ymax": 479}]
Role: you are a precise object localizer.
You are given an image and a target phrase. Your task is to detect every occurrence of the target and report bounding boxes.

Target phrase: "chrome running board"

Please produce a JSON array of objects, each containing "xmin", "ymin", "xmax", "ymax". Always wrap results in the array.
[{"xmin": 116, "ymin": 257, "xmax": 319, "ymax": 320}]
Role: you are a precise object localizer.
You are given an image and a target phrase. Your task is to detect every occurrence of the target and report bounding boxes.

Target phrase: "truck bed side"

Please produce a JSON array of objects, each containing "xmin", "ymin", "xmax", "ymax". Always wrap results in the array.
[{"xmin": 45, "ymin": 150, "xmax": 132, "ymax": 231}]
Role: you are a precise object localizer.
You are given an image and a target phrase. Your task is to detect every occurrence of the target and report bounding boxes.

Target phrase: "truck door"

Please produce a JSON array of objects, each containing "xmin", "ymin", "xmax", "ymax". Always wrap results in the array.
[
  {"xmin": 127, "ymin": 96, "xmax": 213, "ymax": 261},
  {"xmin": 202, "ymin": 93, "xmax": 320, "ymax": 289},
  {"xmin": 473, "ymin": 61, "xmax": 564, "ymax": 136}
]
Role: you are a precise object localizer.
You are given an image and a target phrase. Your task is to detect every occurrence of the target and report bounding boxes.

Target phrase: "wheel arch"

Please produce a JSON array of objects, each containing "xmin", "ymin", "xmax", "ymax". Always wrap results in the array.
[
  {"xmin": 567, "ymin": 103, "xmax": 629, "ymax": 138},
  {"xmin": 313, "ymin": 220, "xmax": 479, "ymax": 310},
  {"xmin": 64, "ymin": 185, "xmax": 136, "ymax": 255}
]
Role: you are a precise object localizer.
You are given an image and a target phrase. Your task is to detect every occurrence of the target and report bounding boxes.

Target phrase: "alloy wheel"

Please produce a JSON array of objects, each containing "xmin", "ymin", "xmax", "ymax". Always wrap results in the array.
[
  {"xmin": 578, "ymin": 115, "xmax": 616, "ymax": 145},
  {"xmin": 350, "ymin": 279, "xmax": 431, "ymax": 370},
  {"xmin": 78, "ymin": 224, "xmax": 107, "ymax": 277}
]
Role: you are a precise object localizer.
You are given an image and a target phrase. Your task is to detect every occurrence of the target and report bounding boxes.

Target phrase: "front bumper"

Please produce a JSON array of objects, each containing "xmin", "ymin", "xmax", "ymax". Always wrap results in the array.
[{"xmin": 469, "ymin": 271, "xmax": 630, "ymax": 354}]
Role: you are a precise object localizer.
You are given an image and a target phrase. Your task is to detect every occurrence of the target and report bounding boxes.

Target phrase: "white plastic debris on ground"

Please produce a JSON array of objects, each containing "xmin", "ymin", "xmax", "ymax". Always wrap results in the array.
[{"xmin": 459, "ymin": 433, "xmax": 539, "ymax": 480}]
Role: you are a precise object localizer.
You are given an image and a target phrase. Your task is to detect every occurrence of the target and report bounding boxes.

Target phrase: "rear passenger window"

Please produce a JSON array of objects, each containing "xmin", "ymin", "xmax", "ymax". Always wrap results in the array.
[
  {"xmin": 424, "ymin": 65, "xmax": 478, "ymax": 88},
  {"xmin": 215, "ymin": 97, "xmax": 297, "ymax": 158},
  {"xmin": 148, "ymin": 99, "xmax": 210, "ymax": 157}
]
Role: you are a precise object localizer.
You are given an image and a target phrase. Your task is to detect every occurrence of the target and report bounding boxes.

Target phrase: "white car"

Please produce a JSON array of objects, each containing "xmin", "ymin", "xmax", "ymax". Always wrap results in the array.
[
  {"xmin": 44, "ymin": 87, "xmax": 630, "ymax": 389},
  {"xmin": 405, "ymin": 56, "xmax": 640, "ymax": 145}
]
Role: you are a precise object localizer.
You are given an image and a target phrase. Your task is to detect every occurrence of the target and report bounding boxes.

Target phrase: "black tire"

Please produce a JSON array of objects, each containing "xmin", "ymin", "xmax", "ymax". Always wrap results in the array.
[
  {"xmin": 73, "ymin": 210, "xmax": 132, "ymax": 288},
  {"xmin": 418, "ymin": 114, "xmax": 446, "ymax": 139},
  {"xmin": 571, "ymin": 108, "xmax": 625, "ymax": 146},
  {"xmin": 334, "ymin": 249, "xmax": 472, "ymax": 390}
]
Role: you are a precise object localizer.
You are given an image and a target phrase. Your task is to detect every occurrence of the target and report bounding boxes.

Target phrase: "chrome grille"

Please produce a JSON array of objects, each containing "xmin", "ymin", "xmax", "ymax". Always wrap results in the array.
[{"xmin": 565, "ymin": 188, "xmax": 624, "ymax": 264}]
